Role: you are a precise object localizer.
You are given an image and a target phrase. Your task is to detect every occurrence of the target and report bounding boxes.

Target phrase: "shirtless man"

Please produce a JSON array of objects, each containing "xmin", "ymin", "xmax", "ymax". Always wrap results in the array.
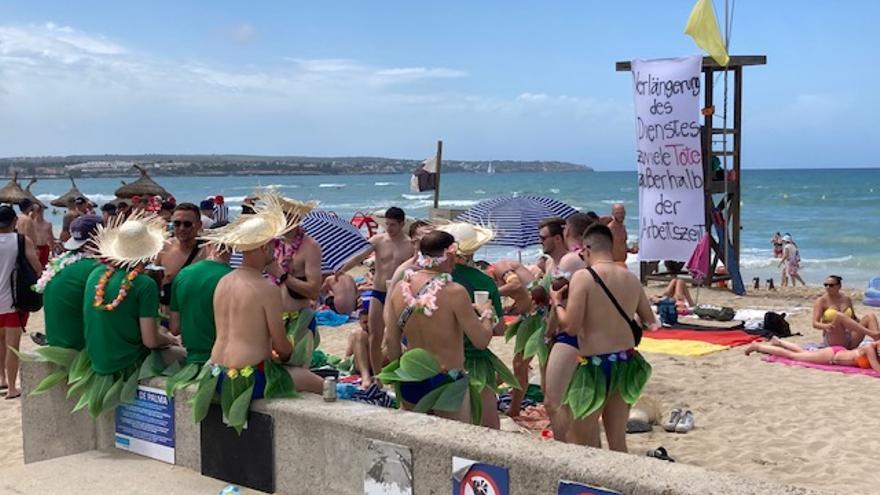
[
  {"xmin": 608, "ymin": 203, "xmax": 634, "ymax": 267},
  {"xmin": 322, "ymin": 274, "xmax": 357, "ymax": 315},
  {"xmin": 543, "ymin": 213, "xmax": 592, "ymax": 441},
  {"xmin": 156, "ymin": 203, "xmax": 205, "ymax": 313},
  {"xmin": 539, "ymin": 218, "xmax": 569, "ymax": 274},
  {"xmin": 200, "ymin": 207, "xmax": 322, "ymax": 432},
  {"xmin": 387, "ymin": 220, "xmax": 432, "ymax": 290},
  {"xmin": 29, "ymin": 204, "xmax": 54, "ymax": 267},
  {"xmin": 563, "ymin": 224, "xmax": 656, "ymax": 452},
  {"xmin": 338, "ymin": 207, "xmax": 413, "ymax": 374},
  {"xmin": 265, "ymin": 205, "xmax": 323, "ymax": 393},
  {"xmin": 60, "ymin": 197, "xmax": 89, "ymax": 243},
  {"xmin": 381, "ymin": 231, "xmax": 494, "ymax": 423},
  {"xmin": 487, "ymin": 259, "xmax": 536, "ymax": 417},
  {"xmin": 16, "ymin": 199, "xmax": 36, "ymax": 247}
]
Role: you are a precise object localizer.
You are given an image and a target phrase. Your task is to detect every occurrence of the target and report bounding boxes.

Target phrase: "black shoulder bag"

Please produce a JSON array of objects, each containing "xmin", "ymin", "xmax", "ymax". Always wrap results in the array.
[
  {"xmin": 11, "ymin": 234, "xmax": 42, "ymax": 313},
  {"xmin": 586, "ymin": 267, "xmax": 642, "ymax": 346}
]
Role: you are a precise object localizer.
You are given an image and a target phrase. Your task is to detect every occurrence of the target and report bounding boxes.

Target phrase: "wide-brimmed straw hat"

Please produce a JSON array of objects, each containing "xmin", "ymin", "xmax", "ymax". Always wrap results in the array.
[
  {"xmin": 92, "ymin": 212, "xmax": 169, "ymax": 268},
  {"xmin": 436, "ymin": 222, "xmax": 494, "ymax": 255},
  {"xmin": 200, "ymin": 193, "xmax": 298, "ymax": 252}
]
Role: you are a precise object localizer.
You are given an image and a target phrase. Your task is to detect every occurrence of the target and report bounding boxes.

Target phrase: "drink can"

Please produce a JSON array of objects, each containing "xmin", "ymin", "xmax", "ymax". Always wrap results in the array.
[{"xmin": 323, "ymin": 376, "xmax": 337, "ymax": 402}]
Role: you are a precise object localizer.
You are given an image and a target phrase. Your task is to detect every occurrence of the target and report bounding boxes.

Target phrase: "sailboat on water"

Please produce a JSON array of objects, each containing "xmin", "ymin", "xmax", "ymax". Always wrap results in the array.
[{"xmin": 487, "ymin": 162, "xmax": 495, "ymax": 174}]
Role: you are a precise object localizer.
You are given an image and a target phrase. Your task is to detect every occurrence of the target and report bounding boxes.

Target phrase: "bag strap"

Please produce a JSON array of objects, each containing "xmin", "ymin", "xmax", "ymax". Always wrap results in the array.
[
  {"xmin": 16, "ymin": 234, "xmax": 25, "ymax": 263},
  {"xmin": 182, "ymin": 240, "xmax": 203, "ymax": 269},
  {"xmin": 587, "ymin": 266, "xmax": 639, "ymax": 335}
]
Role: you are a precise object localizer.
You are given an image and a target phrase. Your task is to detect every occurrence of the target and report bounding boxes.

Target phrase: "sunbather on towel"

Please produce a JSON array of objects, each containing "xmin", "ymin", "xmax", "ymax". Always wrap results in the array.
[
  {"xmin": 745, "ymin": 337, "xmax": 880, "ymax": 371},
  {"xmin": 650, "ymin": 278, "xmax": 694, "ymax": 313},
  {"xmin": 812, "ymin": 275, "xmax": 880, "ymax": 349}
]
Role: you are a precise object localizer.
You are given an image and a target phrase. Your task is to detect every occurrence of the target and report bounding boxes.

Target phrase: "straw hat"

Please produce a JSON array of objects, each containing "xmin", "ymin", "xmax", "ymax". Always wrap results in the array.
[
  {"xmin": 200, "ymin": 193, "xmax": 298, "ymax": 252},
  {"xmin": 92, "ymin": 212, "xmax": 169, "ymax": 268},
  {"xmin": 436, "ymin": 222, "xmax": 494, "ymax": 255}
]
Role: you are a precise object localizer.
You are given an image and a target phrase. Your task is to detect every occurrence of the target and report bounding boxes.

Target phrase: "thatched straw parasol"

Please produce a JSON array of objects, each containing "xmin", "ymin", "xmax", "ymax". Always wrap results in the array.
[
  {"xmin": 51, "ymin": 176, "xmax": 88, "ymax": 208},
  {"xmin": 24, "ymin": 178, "xmax": 46, "ymax": 209},
  {"xmin": 114, "ymin": 165, "xmax": 170, "ymax": 199},
  {"xmin": 0, "ymin": 172, "xmax": 31, "ymax": 205}
]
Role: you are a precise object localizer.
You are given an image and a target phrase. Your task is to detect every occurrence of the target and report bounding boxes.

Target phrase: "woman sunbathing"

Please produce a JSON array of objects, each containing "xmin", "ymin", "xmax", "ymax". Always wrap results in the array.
[
  {"xmin": 745, "ymin": 337, "xmax": 880, "ymax": 372},
  {"xmin": 650, "ymin": 278, "xmax": 694, "ymax": 313},
  {"xmin": 812, "ymin": 275, "xmax": 880, "ymax": 349}
]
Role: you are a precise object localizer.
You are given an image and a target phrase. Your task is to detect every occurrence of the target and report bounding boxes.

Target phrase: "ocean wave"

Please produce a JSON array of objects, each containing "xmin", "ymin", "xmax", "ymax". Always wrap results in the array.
[
  {"xmin": 474, "ymin": 189, "xmax": 486, "ymax": 194},
  {"xmin": 319, "ymin": 183, "xmax": 346, "ymax": 188},
  {"xmin": 740, "ymin": 254, "xmax": 854, "ymax": 269},
  {"xmin": 401, "ymin": 193, "xmax": 431, "ymax": 200},
  {"xmin": 549, "ymin": 188, "xmax": 560, "ymax": 194},
  {"xmin": 374, "ymin": 182, "xmax": 397, "ymax": 186},
  {"xmin": 601, "ymin": 199, "xmax": 630, "ymax": 205}
]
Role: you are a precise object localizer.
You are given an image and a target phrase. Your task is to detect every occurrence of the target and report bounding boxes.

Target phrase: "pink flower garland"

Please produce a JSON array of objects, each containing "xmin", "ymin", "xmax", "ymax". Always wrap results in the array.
[
  {"xmin": 33, "ymin": 252, "xmax": 85, "ymax": 294},
  {"xmin": 399, "ymin": 269, "xmax": 452, "ymax": 317}
]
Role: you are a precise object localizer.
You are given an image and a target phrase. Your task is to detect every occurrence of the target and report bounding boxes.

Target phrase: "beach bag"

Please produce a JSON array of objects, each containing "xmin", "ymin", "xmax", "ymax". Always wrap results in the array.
[
  {"xmin": 693, "ymin": 304, "xmax": 735, "ymax": 321},
  {"xmin": 762, "ymin": 311, "xmax": 792, "ymax": 338},
  {"xmin": 657, "ymin": 298, "xmax": 678, "ymax": 326},
  {"xmin": 11, "ymin": 234, "xmax": 42, "ymax": 313}
]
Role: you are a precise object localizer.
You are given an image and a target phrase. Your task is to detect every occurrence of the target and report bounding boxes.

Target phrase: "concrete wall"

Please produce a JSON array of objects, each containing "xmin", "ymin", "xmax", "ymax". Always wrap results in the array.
[{"xmin": 22, "ymin": 361, "xmax": 821, "ymax": 495}]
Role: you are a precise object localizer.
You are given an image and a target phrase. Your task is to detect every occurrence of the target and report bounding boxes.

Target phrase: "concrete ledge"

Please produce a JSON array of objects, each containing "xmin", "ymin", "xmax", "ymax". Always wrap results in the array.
[{"xmin": 22, "ymin": 361, "xmax": 825, "ymax": 495}]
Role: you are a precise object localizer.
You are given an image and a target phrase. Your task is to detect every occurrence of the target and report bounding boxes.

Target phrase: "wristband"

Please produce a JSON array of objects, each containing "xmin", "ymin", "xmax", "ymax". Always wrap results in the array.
[{"xmin": 275, "ymin": 272, "xmax": 289, "ymax": 286}]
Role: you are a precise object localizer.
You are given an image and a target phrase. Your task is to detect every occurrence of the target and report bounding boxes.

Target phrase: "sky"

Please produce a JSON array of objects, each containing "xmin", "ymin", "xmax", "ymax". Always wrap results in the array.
[{"xmin": 0, "ymin": 1, "xmax": 876, "ymax": 170}]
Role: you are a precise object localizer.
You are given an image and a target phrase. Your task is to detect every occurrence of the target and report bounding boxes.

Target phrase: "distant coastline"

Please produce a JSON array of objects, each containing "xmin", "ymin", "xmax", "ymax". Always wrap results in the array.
[{"xmin": 0, "ymin": 154, "xmax": 592, "ymax": 179}]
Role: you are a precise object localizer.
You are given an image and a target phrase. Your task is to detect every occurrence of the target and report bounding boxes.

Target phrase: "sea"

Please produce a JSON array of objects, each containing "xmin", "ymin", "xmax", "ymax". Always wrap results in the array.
[{"xmin": 27, "ymin": 168, "xmax": 880, "ymax": 287}]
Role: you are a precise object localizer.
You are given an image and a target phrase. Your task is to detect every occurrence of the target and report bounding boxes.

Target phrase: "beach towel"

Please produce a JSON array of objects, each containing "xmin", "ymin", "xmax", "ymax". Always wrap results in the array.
[
  {"xmin": 649, "ymin": 329, "xmax": 762, "ymax": 347},
  {"xmin": 675, "ymin": 316, "xmax": 745, "ymax": 330},
  {"xmin": 637, "ymin": 338, "xmax": 729, "ymax": 356},
  {"xmin": 764, "ymin": 355, "xmax": 880, "ymax": 379},
  {"xmin": 315, "ymin": 309, "xmax": 351, "ymax": 327}
]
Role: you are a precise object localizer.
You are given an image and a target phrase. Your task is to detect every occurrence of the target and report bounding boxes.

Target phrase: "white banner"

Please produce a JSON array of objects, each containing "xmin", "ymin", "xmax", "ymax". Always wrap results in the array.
[{"xmin": 631, "ymin": 56, "xmax": 705, "ymax": 262}]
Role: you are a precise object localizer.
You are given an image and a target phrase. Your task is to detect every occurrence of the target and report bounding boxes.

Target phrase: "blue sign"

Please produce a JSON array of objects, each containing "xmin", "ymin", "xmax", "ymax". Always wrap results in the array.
[
  {"xmin": 452, "ymin": 457, "xmax": 509, "ymax": 495},
  {"xmin": 115, "ymin": 385, "xmax": 175, "ymax": 464},
  {"xmin": 558, "ymin": 480, "xmax": 622, "ymax": 495}
]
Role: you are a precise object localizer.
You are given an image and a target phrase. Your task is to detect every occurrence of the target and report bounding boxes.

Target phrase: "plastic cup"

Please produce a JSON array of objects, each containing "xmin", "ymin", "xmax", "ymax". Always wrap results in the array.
[{"xmin": 474, "ymin": 291, "xmax": 490, "ymax": 305}]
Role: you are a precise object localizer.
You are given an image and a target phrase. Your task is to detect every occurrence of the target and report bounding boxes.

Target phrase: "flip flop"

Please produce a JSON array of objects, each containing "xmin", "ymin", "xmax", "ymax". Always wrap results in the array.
[
  {"xmin": 4, "ymin": 392, "xmax": 21, "ymax": 400},
  {"xmin": 646, "ymin": 446, "xmax": 675, "ymax": 462}
]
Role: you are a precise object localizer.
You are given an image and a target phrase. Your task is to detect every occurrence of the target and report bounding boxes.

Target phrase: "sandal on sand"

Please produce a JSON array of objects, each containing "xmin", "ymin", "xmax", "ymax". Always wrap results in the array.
[
  {"xmin": 30, "ymin": 332, "xmax": 48, "ymax": 346},
  {"xmin": 675, "ymin": 410, "xmax": 695, "ymax": 433},
  {"xmin": 646, "ymin": 446, "xmax": 675, "ymax": 462},
  {"xmin": 663, "ymin": 408, "xmax": 682, "ymax": 432},
  {"xmin": 4, "ymin": 392, "xmax": 20, "ymax": 400}
]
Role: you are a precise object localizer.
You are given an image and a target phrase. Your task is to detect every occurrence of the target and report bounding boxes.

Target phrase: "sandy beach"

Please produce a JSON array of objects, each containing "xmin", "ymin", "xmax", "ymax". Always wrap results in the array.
[{"xmin": 2, "ymin": 283, "xmax": 877, "ymax": 494}]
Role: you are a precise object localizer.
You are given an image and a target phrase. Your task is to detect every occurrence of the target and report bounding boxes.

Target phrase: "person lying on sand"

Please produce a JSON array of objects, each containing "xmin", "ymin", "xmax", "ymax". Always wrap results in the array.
[
  {"xmin": 812, "ymin": 275, "xmax": 880, "ymax": 350},
  {"xmin": 322, "ymin": 273, "xmax": 357, "ymax": 315},
  {"xmin": 650, "ymin": 278, "xmax": 695, "ymax": 313},
  {"xmin": 380, "ymin": 231, "xmax": 495, "ymax": 424},
  {"xmin": 745, "ymin": 337, "xmax": 880, "ymax": 372}
]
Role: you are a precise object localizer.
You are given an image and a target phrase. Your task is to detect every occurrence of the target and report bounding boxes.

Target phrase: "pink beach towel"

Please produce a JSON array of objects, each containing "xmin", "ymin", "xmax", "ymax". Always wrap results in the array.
[
  {"xmin": 765, "ymin": 355, "xmax": 880, "ymax": 378},
  {"xmin": 686, "ymin": 234, "xmax": 711, "ymax": 284}
]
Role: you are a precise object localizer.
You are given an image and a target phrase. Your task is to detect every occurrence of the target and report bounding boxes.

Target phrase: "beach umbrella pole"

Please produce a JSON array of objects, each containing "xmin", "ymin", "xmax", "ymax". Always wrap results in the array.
[{"xmin": 433, "ymin": 140, "xmax": 443, "ymax": 209}]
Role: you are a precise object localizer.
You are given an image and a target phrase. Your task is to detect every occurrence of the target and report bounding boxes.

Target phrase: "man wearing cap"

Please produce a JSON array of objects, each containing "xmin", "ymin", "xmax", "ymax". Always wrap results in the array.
[
  {"xmin": 81, "ymin": 212, "xmax": 182, "ymax": 417},
  {"xmin": 157, "ymin": 203, "xmax": 205, "ymax": 314},
  {"xmin": 195, "ymin": 194, "xmax": 321, "ymax": 432},
  {"xmin": 165, "ymin": 243, "xmax": 232, "ymax": 395},
  {"xmin": 0, "ymin": 205, "xmax": 42, "ymax": 399},
  {"xmin": 437, "ymin": 222, "xmax": 519, "ymax": 428},
  {"xmin": 199, "ymin": 200, "xmax": 216, "ymax": 229},
  {"xmin": 60, "ymin": 196, "xmax": 90, "ymax": 244}
]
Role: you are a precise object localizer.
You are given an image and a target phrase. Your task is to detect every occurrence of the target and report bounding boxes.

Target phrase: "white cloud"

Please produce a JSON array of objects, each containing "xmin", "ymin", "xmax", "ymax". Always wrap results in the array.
[{"xmin": 517, "ymin": 92, "xmax": 548, "ymax": 102}]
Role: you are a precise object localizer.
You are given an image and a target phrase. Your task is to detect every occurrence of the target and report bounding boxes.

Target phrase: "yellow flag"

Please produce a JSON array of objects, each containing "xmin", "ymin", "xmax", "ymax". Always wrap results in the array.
[{"xmin": 684, "ymin": 0, "xmax": 729, "ymax": 67}]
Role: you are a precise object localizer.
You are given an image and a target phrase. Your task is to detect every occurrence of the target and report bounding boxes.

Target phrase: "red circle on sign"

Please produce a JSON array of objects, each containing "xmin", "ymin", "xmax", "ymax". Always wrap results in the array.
[{"xmin": 459, "ymin": 468, "xmax": 501, "ymax": 495}]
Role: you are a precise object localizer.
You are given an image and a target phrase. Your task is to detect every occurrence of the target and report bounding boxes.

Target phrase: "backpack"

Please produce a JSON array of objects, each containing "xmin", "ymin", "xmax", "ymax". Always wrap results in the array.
[
  {"xmin": 11, "ymin": 234, "xmax": 42, "ymax": 313},
  {"xmin": 693, "ymin": 304, "xmax": 735, "ymax": 321},
  {"xmin": 762, "ymin": 311, "xmax": 792, "ymax": 338},
  {"xmin": 656, "ymin": 298, "xmax": 678, "ymax": 326}
]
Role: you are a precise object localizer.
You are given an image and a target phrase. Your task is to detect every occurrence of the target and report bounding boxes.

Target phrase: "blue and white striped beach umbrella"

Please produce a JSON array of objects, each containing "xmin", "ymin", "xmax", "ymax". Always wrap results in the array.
[
  {"xmin": 302, "ymin": 210, "xmax": 371, "ymax": 274},
  {"xmin": 456, "ymin": 195, "xmax": 578, "ymax": 249}
]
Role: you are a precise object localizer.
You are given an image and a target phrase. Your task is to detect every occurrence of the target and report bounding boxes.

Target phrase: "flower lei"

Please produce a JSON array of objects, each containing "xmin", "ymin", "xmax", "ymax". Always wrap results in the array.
[
  {"xmin": 93, "ymin": 265, "xmax": 145, "ymax": 311},
  {"xmin": 399, "ymin": 269, "xmax": 452, "ymax": 317},
  {"xmin": 267, "ymin": 229, "xmax": 304, "ymax": 284},
  {"xmin": 415, "ymin": 243, "xmax": 457, "ymax": 269},
  {"xmin": 33, "ymin": 252, "xmax": 86, "ymax": 294}
]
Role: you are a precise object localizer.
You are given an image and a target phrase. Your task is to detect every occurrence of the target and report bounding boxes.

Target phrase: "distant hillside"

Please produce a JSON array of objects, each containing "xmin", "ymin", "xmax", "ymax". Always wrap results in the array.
[{"xmin": 0, "ymin": 154, "xmax": 592, "ymax": 178}]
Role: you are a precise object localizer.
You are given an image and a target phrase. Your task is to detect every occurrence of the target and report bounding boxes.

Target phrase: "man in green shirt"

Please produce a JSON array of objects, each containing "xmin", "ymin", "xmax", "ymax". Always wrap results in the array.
[
  {"xmin": 169, "ymin": 244, "xmax": 231, "ymax": 365},
  {"xmin": 438, "ymin": 222, "xmax": 520, "ymax": 429},
  {"xmin": 81, "ymin": 214, "xmax": 182, "ymax": 417},
  {"xmin": 42, "ymin": 215, "xmax": 103, "ymax": 350}
]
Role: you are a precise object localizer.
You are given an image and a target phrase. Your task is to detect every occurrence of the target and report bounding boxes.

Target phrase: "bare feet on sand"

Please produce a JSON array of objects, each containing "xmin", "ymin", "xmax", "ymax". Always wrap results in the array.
[{"xmin": 744, "ymin": 343, "xmax": 758, "ymax": 356}]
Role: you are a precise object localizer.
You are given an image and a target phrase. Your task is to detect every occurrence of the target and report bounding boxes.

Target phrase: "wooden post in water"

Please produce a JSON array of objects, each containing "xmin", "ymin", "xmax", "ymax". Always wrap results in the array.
[{"xmin": 433, "ymin": 140, "xmax": 443, "ymax": 209}]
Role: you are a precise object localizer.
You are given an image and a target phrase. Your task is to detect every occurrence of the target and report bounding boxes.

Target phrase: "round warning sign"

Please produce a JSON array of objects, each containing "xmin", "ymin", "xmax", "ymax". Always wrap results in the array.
[{"xmin": 459, "ymin": 468, "xmax": 502, "ymax": 495}]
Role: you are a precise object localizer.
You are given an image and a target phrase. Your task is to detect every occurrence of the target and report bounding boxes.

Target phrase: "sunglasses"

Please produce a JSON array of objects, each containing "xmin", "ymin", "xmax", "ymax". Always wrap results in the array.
[
  {"xmin": 824, "ymin": 283, "xmax": 839, "ymax": 288},
  {"xmin": 173, "ymin": 220, "xmax": 194, "ymax": 228}
]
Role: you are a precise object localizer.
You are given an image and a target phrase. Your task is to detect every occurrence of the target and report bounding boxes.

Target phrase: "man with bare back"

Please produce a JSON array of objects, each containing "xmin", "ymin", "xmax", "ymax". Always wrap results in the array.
[
  {"xmin": 194, "ymin": 196, "xmax": 322, "ymax": 432},
  {"xmin": 561, "ymin": 224, "xmax": 656, "ymax": 452},
  {"xmin": 29, "ymin": 204, "xmax": 54, "ymax": 267},
  {"xmin": 380, "ymin": 230, "xmax": 494, "ymax": 423},
  {"xmin": 338, "ymin": 207, "xmax": 413, "ymax": 374}
]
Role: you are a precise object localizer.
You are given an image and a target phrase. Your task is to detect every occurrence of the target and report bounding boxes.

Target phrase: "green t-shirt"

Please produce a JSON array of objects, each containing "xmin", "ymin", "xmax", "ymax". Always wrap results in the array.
[
  {"xmin": 83, "ymin": 266, "xmax": 160, "ymax": 375},
  {"xmin": 452, "ymin": 264, "xmax": 503, "ymax": 318},
  {"xmin": 170, "ymin": 260, "xmax": 232, "ymax": 365},
  {"xmin": 44, "ymin": 258, "xmax": 102, "ymax": 350}
]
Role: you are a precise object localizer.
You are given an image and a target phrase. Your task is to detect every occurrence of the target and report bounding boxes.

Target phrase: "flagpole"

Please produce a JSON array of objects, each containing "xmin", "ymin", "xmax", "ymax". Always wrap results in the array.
[{"xmin": 433, "ymin": 140, "xmax": 443, "ymax": 209}]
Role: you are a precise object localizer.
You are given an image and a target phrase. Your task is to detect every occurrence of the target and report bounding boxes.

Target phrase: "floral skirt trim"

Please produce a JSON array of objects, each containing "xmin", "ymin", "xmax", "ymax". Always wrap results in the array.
[
  {"xmin": 190, "ymin": 359, "xmax": 298, "ymax": 434},
  {"xmin": 562, "ymin": 349, "xmax": 652, "ymax": 420}
]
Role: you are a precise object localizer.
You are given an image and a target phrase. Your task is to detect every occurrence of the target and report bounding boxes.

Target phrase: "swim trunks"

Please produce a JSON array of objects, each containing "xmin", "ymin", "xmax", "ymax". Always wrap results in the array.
[
  {"xmin": 37, "ymin": 245, "xmax": 50, "ymax": 267},
  {"xmin": 362, "ymin": 289, "xmax": 386, "ymax": 306},
  {"xmin": 283, "ymin": 309, "xmax": 320, "ymax": 366},
  {"xmin": 553, "ymin": 332, "xmax": 579, "ymax": 349},
  {"xmin": 377, "ymin": 348, "xmax": 471, "ymax": 420},
  {"xmin": 562, "ymin": 348, "xmax": 651, "ymax": 419},
  {"xmin": 399, "ymin": 370, "xmax": 466, "ymax": 404},
  {"xmin": 192, "ymin": 359, "xmax": 298, "ymax": 433}
]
